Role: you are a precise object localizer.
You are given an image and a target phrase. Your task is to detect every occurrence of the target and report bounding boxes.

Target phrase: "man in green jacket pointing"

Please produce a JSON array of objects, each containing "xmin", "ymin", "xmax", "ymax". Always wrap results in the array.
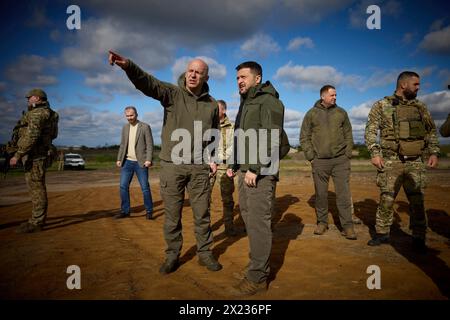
[{"xmin": 109, "ymin": 50, "xmax": 222, "ymax": 275}]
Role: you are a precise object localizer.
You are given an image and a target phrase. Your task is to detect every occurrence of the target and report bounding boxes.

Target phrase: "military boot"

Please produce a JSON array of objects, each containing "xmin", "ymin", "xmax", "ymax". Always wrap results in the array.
[
  {"xmin": 233, "ymin": 263, "xmax": 250, "ymax": 280},
  {"xmin": 229, "ymin": 277, "xmax": 267, "ymax": 297},
  {"xmin": 341, "ymin": 226, "xmax": 357, "ymax": 240},
  {"xmin": 313, "ymin": 223, "xmax": 328, "ymax": 235},
  {"xmin": 159, "ymin": 258, "xmax": 179, "ymax": 275},
  {"xmin": 16, "ymin": 222, "xmax": 42, "ymax": 233},
  {"xmin": 367, "ymin": 233, "xmax": 390, "ymax": 246},
  {"xmin": 198, "ymin": 254, "xmax": 222, "ymax": 271}
]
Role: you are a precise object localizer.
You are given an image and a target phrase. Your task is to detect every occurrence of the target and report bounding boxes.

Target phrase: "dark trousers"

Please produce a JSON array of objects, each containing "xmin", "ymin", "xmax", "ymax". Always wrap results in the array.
[
  {"xmin": 238, "ymin": 172, "xmax": 276, "ymax": 283},
  {"xmin": 160, "ymin": 161, "xmax": 213, "ymax": 260},
  {"xmin": 312, "ymin": 155, "xmax": 352, "ymax": 229}
]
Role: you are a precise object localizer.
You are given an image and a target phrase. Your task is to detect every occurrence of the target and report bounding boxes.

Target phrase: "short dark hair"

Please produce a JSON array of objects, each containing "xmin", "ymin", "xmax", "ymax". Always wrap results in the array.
[
  {"xmin": 235, "ymin": 61, "xmax": 263, "ymax": 79},
  {"xmin": 320, "ymin": 85, "xmax": 335, "ymax": 96},
  {"xmin": 217, "ymin": 100, "xmax": 227, "ymax": 109},
  {"xmin": 397, "ymin": 71, "xmax": 420, "ymax": 88},
  {"xmin": 124, "ymin": 106, "xmax": 138, "ymax": 114}
]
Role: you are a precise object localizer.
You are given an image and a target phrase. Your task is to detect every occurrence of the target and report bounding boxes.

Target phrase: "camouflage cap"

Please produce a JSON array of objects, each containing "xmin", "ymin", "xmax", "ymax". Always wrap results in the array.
[{"xmin": 26, "ymin": 88, "xmax": 47, "ymax": 99}]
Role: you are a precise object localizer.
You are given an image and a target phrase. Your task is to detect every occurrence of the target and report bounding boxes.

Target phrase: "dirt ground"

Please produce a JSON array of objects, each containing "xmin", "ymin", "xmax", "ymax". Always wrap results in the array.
[{"xmin": 0, "ymin": 163, "xmax": 449, "ymax": 300}]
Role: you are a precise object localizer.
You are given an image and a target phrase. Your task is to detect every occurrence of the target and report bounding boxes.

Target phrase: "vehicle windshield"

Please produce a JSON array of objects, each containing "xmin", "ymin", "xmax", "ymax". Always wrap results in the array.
[{"xmin": 66, "ymin": 155, "xmax": 82, "ymax": 159}]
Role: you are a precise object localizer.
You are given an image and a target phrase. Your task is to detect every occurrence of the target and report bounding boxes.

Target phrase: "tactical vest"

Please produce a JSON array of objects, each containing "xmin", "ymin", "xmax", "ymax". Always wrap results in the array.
[
  {"xmin": 382, "ymin": 96, "xmax": 426, "ymax": 157},
  {"xmin": 45, "ymin": 108, "xmax": 59, "ymax": 167}
]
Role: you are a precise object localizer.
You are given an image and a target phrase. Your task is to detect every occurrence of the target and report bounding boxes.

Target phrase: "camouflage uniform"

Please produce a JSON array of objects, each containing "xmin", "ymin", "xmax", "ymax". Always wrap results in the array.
[
  {"xmin": 10, "ymin": 97, "xmax": 59, "ymax": 227},
  {"xmin": 209, "ymin": 115, "xmax": 235, "ymax": 232},
  {"xmin": 365, "ymin": 94, "xmax": 439, "ymax": 239}
]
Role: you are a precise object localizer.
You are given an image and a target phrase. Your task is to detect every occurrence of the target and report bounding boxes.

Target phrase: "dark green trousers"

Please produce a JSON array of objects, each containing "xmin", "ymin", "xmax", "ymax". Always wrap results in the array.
[
  {"xmin": 160, "ymin": 161, "xmax": 214, "ymax": 260},
  {"xmin": 312, "ymin": 155, "xmax": 353, "ymax": 229},
  {"xmin": 238, "ymin": 172, "xmax": 276, "ymax": 283}
]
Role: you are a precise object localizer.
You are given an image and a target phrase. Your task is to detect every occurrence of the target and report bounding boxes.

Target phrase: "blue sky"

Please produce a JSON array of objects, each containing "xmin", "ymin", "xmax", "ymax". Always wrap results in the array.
[{"xmin": 1, "ymin": 0, "xmax": 449, "ymax": 147}]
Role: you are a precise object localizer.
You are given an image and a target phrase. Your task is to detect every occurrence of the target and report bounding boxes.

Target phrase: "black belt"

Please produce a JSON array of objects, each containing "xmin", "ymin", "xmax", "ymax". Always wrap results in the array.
[{"xmin": 399, "ymin": 155, "xmax": 420, "ymax": 162}]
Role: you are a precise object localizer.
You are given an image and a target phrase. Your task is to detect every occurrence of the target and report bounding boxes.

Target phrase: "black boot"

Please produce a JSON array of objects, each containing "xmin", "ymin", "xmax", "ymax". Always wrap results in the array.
[{"xmin": 368, "ymin": 233, "xmax": 390, "ymax": 246}]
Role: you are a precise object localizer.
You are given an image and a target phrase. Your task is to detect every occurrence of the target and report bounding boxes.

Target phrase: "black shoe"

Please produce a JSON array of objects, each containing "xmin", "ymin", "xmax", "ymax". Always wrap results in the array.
[
  {"xmin": 368, "ymin": 233, "xmax": 390, "ymax": 246},
  {"xmin": 146, "ymin": 212, "xmax": 154, "ymax": 220},
  {"xmin": 198, "ymin": 254, "xmax": 222, "ymax": 271},
  {"xmin": 159, "ymin": 259, "xmax": 179, "ymax": 275},
  {"xmin": 412, "ymin": 237, "xmax": 427, "ymax": 254},
  {"xmin": 114, "ymin": 213, "xmax": 129, "ymax": 219},
  {"xmin": 16, "ymin": 222, "xmax": 42, "ymax": 234}
]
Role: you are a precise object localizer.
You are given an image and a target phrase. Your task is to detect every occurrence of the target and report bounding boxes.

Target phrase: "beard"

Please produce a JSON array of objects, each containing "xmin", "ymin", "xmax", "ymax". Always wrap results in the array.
[{"xmin": 404, "ymin": 88, "xmax": 417, "ymax": 100}]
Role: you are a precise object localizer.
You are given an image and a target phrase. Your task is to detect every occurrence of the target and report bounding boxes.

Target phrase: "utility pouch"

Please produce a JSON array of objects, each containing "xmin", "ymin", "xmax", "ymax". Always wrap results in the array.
[
  {"xmin": 409, "ymin": 120, "xmax": 426, "ymax": 139},
  {"xmin": 398, "ymin": 121, "xmax": 410, "ymax": 139},
  {"xmin": 398, "ymin": 140, "xmax": 424, "ymax": 157}
]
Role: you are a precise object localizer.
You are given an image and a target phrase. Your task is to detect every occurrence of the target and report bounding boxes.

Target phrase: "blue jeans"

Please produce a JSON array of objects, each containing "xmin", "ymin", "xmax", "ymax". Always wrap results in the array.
[{"xmin": 120, "ymin": 159, "xmax": 153, "ymax": 214}]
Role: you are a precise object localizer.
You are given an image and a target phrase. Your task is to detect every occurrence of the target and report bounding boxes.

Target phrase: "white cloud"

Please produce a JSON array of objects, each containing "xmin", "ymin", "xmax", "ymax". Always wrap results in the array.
[
  {"xmin": 284, "ymin": 108, "xmax": 304, "ymax": 146},
  {"xmin": 419, "ymin": 25, "xmax": 450, "ymax": 55},
  {"xmin": 141, "ymin": 109, "xmax": 164, "ymax": 143},
  {"xmin": 419, "ymin": 90, "xmax": 450, "ymax": 119},
  {"xmin": 55, "ymin": 107, "xmax": 124, "ymax": 147},
  {"xmin": 77, "ymin": 93, "xmax": 114, "ymax": 104},
  {"xmin": 287, "ymin": 37, "xmax": 314, "ymax": 51},
  {"xmin": 348, "ymin": 100, "xmax": 376, "ymax": 121},
  {"xmin": 240, "ymin": 33, "xmax": 281, "ymax": 59},
  {"xmin": 274, "ymin": 62, "xmax": 360, "ymax": 90},
  {"xmin": 4, "ymin": 55, "xmax": 59, "ymax": 87},
  {"xmin": 275, "ymin": 65, "xmax": 435, "ymax": 92},
  {"xmin": 61, "ymin": 17, "xmax": 176, "ymax": 75},
  {"xmin": 84, "ymin": 69, "xmax": 138, "ymax": 95},
  {"xmin": 171, "ymin": 56, "xmax": 227, "ymax": 82},
  {"xmin": 360, "ymin": 67, "xmax": 435, "ymax": 91},
  {"xmin": 78, "ymin": 0, "xmax": 274, "ymax": 43},
  {"xmin": 284, "ymin": 109, "xmax": 304, "ymax": 128},
  {"xmin": 47, "ymin": 105, "xmax": 166, "ymax": 147},
  {"xmin": 347, "ymin": 99, "xmax": 377, "ymax": 143}
]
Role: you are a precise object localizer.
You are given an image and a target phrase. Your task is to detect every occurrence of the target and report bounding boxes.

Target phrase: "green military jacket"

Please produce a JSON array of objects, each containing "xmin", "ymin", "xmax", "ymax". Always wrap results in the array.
[
  {"xmin": 14, "ymin": 101, "xmax": 58, "ymax": 162},
  {"xmin": 300, "ymin": 100, "xmax": 353, "ymax": 161},
  {"xmin": 365, "ymin": 94, "xmax": 439, "ymax": 159},
  {"xmin": 440, "ymin": 113, "xmax": 450, "ymax": 137},
  {"xmin": 125, "ymin": 60, "xmax": 219, "ymax": 163},
  {"xmin": 234, "ymin": 81, "xmax": 285, "ymax": 176}
]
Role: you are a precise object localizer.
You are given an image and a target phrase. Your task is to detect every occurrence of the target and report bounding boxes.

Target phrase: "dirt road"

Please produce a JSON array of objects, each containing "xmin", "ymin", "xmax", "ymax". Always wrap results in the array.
[{"xmin": 0, "ymin": 166, "xmax": 449, "ymax": 300}]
